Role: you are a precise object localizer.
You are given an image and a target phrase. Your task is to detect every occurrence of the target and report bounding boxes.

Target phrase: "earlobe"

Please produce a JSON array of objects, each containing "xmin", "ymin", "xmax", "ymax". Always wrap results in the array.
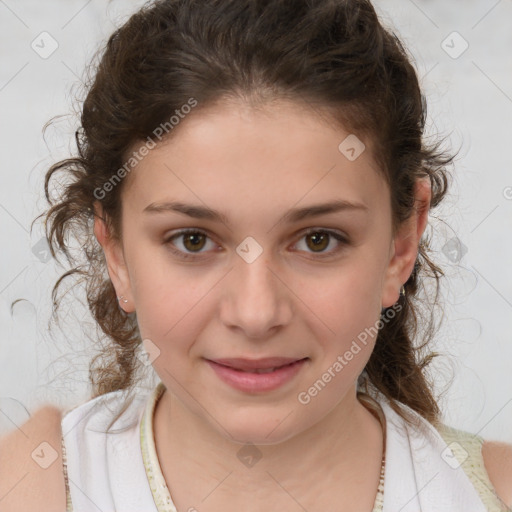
[{"xmin": 92, "ymin": 201, "xmax": 134, "ymax": 313}]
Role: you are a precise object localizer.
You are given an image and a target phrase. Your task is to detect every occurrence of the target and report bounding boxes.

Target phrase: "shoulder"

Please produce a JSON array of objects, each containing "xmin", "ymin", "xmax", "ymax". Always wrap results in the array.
[
  {"xmin": 481, "ymin": 438, "xmax": 512, "ymax": 508},
  {"xmin": 435, "ymin": 422, "xmax": 512, "ymax": 508},
  {"xmin": 0, "ymin": 404, "xmax": 66, "ymax": 512}
]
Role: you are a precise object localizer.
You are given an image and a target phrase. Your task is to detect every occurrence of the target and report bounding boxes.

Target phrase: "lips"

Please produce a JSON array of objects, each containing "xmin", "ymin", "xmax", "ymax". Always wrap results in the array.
[
  {"xmin": 206, "ymin": 358, "xmax": 308, "ymax": 392},
  {"xmin": 207, "ymin": 357, "xmax": 308, "ymax": 372}
]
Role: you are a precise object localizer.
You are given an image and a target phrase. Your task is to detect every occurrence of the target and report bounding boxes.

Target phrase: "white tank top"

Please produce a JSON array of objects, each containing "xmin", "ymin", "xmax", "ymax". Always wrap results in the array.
[{"xmin": 60, "ymin": 380, "xmax": 506, "ymax": 512}]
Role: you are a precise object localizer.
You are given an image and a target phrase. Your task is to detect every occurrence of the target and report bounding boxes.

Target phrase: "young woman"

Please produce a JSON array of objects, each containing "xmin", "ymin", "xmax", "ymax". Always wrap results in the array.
[{"xmin": 1, "ymin": 0, "xmax": 511, "ymax": 511}]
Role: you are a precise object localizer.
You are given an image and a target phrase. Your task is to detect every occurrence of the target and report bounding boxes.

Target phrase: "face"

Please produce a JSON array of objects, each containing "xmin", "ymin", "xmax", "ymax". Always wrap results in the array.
[{"xmin": 94, "ymin": 98, "xmax": 428, "ymax": 445}]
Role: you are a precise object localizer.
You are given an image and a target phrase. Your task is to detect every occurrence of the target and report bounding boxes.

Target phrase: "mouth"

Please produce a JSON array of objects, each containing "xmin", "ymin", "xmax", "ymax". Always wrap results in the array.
[
  {"xmin": 205, "ymin": 357, "xmax": 309, "ymax": 393},
  {"xmin": 214, "ymin": 360, "xmax": 307, "ymax": 374},
  {"xmin": 206, "ymin": 357, "xmax": 309, "ymax": 373}
]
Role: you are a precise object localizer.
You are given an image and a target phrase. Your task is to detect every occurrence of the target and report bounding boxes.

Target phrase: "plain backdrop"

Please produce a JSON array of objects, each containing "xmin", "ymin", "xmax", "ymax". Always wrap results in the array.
[{"xmin": 0, "ymin": 0, "xmax": 511, "ymax": 442}]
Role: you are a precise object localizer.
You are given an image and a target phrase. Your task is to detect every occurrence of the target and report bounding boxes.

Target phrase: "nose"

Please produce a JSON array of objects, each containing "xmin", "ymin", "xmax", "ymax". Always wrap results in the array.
[{"xmin": 219, "ymin": 250, "xmax": 293, "ymax": 339}]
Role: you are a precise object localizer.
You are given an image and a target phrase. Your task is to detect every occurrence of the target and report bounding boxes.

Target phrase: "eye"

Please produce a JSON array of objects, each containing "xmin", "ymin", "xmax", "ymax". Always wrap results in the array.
[
  {"xmin": 163, "ymin": 227, "xmax": 349, "ymax": 261},
  {"xmin": 293, "ymin": 228, "xmax": 348, "ymax": 258},
  {"xmin": 163, "ymin": 229, "xmax": 217, "ymax": 260}
]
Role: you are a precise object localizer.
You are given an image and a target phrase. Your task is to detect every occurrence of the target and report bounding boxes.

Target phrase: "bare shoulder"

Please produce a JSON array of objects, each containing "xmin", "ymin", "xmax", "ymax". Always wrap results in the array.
[
  {"xmin": 0, "ymin": 404, "xmax": 67, "ymax": 512},
  {"xmin": 481, "ymin": 438, "xmax": 512, "ymax": 508}
]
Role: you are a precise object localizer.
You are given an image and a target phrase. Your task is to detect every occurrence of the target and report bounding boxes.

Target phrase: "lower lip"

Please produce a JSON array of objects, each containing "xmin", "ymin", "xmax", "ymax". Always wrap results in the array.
[{"xmin": 206, "ymin": 359, "xmax": 308, "ymax": 393}]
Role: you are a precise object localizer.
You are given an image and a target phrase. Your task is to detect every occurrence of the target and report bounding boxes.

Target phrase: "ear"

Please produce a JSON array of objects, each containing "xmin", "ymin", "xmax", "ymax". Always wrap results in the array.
[
  {"xmin": 93, "ymin": 201, "xmax": 135, "ymax": 313},
  {"xmin": 381, "ymin": 178, "xmax": 431, "ymax": 309}
]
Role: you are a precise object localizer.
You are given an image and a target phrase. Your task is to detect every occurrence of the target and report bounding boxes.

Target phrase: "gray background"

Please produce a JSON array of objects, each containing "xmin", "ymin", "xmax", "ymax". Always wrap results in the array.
[{"xmin": 0, "ymin": 0, "xmax": 511, "ymax": 442}]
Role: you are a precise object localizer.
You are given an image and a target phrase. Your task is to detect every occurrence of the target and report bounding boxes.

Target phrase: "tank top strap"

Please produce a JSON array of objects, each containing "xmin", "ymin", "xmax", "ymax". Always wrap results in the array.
[
  {"xmin": 61, "ymin": 429, "xmax": 73, "ymax": 511},
  {"xmin": 357, "ymin": 392, "xmax": 387, "ymax": 512},
  {"xmin": 436, "ymin": 423, "xmax": 510, "ymax": 512},
  {"xmin": 140, "ymin": 381, "xmax": 175, "ymax": 511}
]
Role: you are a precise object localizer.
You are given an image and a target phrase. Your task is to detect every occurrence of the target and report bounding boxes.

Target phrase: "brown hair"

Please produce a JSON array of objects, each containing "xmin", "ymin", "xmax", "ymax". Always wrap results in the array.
[{"xmin": 35, "ymin": 0, "xmax": 457, "ymax": 428}]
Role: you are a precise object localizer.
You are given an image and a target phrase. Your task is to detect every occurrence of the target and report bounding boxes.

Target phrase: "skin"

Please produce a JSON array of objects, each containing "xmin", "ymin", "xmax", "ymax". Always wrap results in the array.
[{"xmin": 93, "ymin": 98, "xmax": 431, "ymax": 511}]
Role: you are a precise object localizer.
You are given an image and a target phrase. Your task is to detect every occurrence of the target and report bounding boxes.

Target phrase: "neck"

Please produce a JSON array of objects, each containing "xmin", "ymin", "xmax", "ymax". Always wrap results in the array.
[{"xmin": 153, "ymin": 384, "xmax": 384, "ymax": 510}]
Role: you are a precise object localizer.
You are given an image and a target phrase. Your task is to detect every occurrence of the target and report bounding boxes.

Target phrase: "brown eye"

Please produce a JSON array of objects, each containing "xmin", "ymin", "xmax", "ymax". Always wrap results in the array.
[
  {"xmin": 164, "ymin": 229, "xmax": 216, "ymax": 259},
  {"xmin": 182, "ymin": 232, "xmax": 207, "ymax": 252},
  {"xmin": 305, "ymin": 231, "xmax": 330, "ymax": 252},
  {"xmin": 294, "ymin": 229, "xmax": 348, "ymax": 257}
]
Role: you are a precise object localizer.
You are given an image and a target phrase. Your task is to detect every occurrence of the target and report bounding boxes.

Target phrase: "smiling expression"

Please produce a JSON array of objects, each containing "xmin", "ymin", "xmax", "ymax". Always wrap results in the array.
[{"xmin": 95, "ymin": 97, "xmax": 416, "ymax": 445}]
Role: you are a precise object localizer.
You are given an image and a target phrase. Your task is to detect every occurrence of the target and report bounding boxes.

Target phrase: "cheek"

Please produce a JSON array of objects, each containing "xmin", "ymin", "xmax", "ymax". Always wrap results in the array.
[
  {"xmin": 303, "ymin": 264, "xmax": 380, "ymax": 330},
  {"xmin": 302, "ymin": 271, "xmax": 381, "ymax": 372},
  {"xmin": 132, "ymin": 267, "xmax": 215, "ymax": 360}
]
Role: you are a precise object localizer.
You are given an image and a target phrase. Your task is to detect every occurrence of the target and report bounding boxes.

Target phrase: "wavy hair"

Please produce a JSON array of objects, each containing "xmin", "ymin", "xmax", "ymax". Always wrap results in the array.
[{"xmin": 35, "ymin": 0, "xmax": 457, "ymax": 428}]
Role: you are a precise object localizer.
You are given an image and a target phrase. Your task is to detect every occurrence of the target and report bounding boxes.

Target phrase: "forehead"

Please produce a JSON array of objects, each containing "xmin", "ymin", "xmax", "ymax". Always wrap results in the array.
[{"xmin": 121, "ymin": 99, "xmax": 387, "ymax": 216}]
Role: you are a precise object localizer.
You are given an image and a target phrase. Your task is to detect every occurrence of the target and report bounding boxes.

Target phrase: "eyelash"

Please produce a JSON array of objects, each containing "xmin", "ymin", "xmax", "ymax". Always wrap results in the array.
[{"xmin": 163, "ymin": 228, "xmax": 349, "ymax": 260}]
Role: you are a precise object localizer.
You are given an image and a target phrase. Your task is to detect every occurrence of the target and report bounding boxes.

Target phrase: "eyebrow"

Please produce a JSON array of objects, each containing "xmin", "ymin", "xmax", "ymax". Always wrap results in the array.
[{"xmin": 143, "ymin": 199, "xmax": 369, "ymax": 226}]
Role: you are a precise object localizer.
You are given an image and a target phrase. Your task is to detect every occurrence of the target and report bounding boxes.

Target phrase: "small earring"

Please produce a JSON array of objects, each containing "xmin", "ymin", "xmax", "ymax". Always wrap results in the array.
[
  {"xmin": 117, "ymin": 295, "xmax": 128, "ymax": 303},
  {"xmin": 381, "ymin": 285, "xmax": 406, "ymax": 313}
]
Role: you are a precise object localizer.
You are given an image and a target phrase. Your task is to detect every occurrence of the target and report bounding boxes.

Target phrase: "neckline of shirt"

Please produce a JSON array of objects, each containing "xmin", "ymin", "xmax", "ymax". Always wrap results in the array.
[{"xmin": 140, "ymin": 381, "xmax": 386, "ymax": 512}]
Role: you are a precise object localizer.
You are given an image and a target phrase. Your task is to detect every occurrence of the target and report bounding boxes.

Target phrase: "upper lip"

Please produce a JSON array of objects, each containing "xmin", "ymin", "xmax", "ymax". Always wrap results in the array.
[{"xmin": 207, "ymin": 357, "xmax": 307, "ymax": 371}]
